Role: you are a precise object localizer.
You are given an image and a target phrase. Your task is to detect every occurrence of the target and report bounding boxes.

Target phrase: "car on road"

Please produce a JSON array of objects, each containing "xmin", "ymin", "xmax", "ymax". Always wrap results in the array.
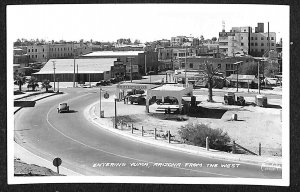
[{"xmin": 57, "ymin": 103, "xmax": 70, "ymax": 113}]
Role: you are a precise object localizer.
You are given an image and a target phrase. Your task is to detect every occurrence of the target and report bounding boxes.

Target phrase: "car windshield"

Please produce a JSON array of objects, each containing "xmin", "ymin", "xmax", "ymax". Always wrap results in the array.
[{"xmin": 60, "ymin": 103, "xmax": 67, "ymax": 107}]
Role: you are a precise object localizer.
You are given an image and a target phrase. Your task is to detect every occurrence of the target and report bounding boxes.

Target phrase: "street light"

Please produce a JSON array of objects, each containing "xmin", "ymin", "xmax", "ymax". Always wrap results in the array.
[
  {"xmin": 113, "ymin": 95, "xmax": 117, "ymax": 129},
  {"xmin": 52, "ymin": 60, "xmax": 56, "ymax": 91},
  {"xmin": 57, "ymin": 78, "xmax": 59, "ymax": 93},
  {"xmin": 99, "ymin": 85, "xmax": 103, "ymax": 118}
]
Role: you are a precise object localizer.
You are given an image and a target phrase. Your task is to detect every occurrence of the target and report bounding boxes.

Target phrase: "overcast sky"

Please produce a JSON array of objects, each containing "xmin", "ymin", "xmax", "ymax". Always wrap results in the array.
[{"xmin": 7, "ymin": 4, "xmax": 289, "ymax": 43}]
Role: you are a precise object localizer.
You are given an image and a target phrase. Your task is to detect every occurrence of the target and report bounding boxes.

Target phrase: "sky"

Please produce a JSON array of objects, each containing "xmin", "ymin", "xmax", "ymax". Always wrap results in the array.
[{"xmin": 7, "ymin": 4, "xmax": 289, "ymax": 43}]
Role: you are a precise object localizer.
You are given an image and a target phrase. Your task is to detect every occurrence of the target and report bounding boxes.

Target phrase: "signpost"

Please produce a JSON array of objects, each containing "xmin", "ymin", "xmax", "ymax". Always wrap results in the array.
[
  {"xmin": 53, "ymin": 157, "xmax": 62, "ymax": 174},
  {"xmin": 104, "ymin": 92, "xmax": 109, "ymax": 99}
]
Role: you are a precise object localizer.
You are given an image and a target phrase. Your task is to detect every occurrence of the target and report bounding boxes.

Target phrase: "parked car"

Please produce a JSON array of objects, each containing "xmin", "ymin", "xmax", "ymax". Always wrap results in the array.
[
  {"xmin": 57, "ymin": 103, "xmax": 70, "ymax": 113},
  {"xmin": 129, "ymin": 94, "xmax": 146, "ymax": 105}
]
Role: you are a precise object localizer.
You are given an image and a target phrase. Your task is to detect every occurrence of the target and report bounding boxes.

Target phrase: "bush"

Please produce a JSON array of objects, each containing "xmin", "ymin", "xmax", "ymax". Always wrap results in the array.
[{"xmin": 178, "ymin": 123, "xmax": 231, "ymax": 152}]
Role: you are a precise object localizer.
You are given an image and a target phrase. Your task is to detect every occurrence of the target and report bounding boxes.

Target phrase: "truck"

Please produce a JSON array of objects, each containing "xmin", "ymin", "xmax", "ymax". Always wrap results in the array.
[{"xmin": 129, "ymin": 94, "xmax": 146, "ymax": 105}]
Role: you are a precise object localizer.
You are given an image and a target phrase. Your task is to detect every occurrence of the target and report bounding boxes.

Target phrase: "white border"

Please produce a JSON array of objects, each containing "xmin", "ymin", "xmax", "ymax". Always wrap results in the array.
[{"xmin": 7, "ymin": 4, "xmax": 290, "ymax": 186}]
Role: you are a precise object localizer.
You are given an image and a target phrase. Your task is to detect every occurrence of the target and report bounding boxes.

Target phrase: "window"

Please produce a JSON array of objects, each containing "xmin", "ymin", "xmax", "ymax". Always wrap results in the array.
[
  {"xmin": 261, "ymin": 43, "xmax": 264, "ymax": 46},
  {"xmin": 35, "ymin": 55, "xmax": 37, "ymax": 58},
  {"xmin": 43, "ymin": 48, "xmax": 44, "ymax": 52},
  {"xmin": 106, "ymin": 71, "xmax": 110, "ymax": 74},
  {"xmin": 255, "ymin": 43, "xmax": 258, "ymax": 46},
  {"xmin": 271, "ymin": 43, "xmax": 275, "ymax": 46},
  {"xmin": 267, "ymin": 37, "xmax": 269, "ymax": 40},
  {"xmin": 251, "ymin": 37, "xmax": 254, "ymax": 40},
  {"xmin": 251, "ymin": 49, "xmax": 254, "ymax": 52},
  {"xmin": 251, "ymin": 43, "xmax": 254, "ymax": 46},
  {"xmin": 241, "ymin": 43, "xmax": 244, "ymax": 46},
  {"xmin": 189, "ymin": 63, "xmax": 193, "ymax": 68},
  {"xmin": 181, "ymin": 63, "xmax": 185, "ymax": 68},
  {"xmin": 241, "ymin": 37, "xmax": 243, "ymax": 40},
  {"xmin": 261, "ymin": 37, "xmax": 264, "ymax": 40},
  {"xmin": 32, "ymin": 49, "xmax": 34, "ymax": 52},
  {"xmin": 43, "ymin": 55, "xmax": 44, "ymax": 58},
  {"xmin": 271, "ymin": 37, "xmax": 274, "ymax": 40},
  {"xmin": 28, "ymin": 49, "xmax": 30, "ymax": 52},
  {"xmin": 261, "ymin": 49, "xmax": 264, "ymax": 52},
  {"xmin": 35, "ymin": 49, "xmax": 37, "ymax": 52},
  {"xmin": 255, "ymin": 37, "xmax": 257, "ymax": 40}
]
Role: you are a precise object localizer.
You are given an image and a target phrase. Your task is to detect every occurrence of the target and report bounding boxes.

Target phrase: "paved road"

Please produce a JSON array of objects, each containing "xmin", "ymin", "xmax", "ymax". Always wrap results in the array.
[{"xmin": 14, "ymin": 87, "xmax": 281, "ymax": 178}]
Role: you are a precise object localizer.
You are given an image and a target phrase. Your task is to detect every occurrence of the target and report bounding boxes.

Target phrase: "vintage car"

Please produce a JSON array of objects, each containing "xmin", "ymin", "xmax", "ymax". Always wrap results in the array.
[{"xmin": 57, "ymin": 103, "xmax": 70, "ymax": 113}]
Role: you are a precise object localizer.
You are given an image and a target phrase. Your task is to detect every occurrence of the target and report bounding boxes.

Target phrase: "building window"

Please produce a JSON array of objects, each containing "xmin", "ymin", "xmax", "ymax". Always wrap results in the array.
[
  {"xmin": 35, "ymin": 49, "xmax": 37, "ymax": 52},
  {"xmin": 32, "ymin": 49, "xmax": 34, "ymax": 52},
  {"xmin": 261, "ymin": 37, "xmax": 264, "ymax": 40},
  {"xmin": 181, "ymin": 63, "xmax": 185, "ymax": 68},
  {"xmin": 241, "ymin": 37, "xmax": 243, "ymax": 40},
  {"xmin": 251, "ymin": 37, "xmax": 254, "ymax": 40},
  {"xmin": 255, "ymin": 43, "xmax": 258, "ymax": 46},
  {"xmin": 261, "ymin": 43, "xmax": 264, "ymax": 46},
  {"xmin": 251, "ymin": 43, "xmax": 254, "ymax": 46},
  {"xmin": 43, "ymin": 55, "xmax": 44, "ymax": 58},
  {"xmin": 189, "ymin": 63, "xmax": 193, "ymax": 68},
  {"xmin": 43, "ymin": 48, "xmax": 44, "ymax": 52},
  {"xmin": 35, "ymin": 55, "xmax": 37, "ymax": 58},
  {"xmin": 271, "ymin": 43, "xmax": 275, "ymax": 46},
  {"xmin": 255, "ymin": 37, "xmax": 257, "ymax": 40},
  {"xmin": 261, "ymin": 49, "xmax": 264, "ymax": 52},
  {"xmin": 241, "ymin": 43, "xmax": 244, "ymax": 46},
  {"xmin": 28, "ymin": 49, "xmax": 30, "ymax": 52},
  {"xmin": 271, "ymin": 37, "xmax": 274, "ymax": 40}
]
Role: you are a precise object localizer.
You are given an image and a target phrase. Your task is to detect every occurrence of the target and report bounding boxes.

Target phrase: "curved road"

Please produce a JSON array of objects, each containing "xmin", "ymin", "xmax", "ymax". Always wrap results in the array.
[{"xmin": 14, "ymin": 87, "xmax": 281, "ymax": 178}]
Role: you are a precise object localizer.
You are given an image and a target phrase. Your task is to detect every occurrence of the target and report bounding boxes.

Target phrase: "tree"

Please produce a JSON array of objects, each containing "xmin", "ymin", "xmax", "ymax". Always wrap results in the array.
[
  {"xmin": 263, "ymin": 61, "xmax": 279, "ymax": 77},
  {"xmin": 134, "ymin": 39, "xmax": 140, "ymax": 45},
  {"xmin": 199, "ymin": 60, "xmax": 220, "ymax": 102},
  {"xmin": 238, "ymin": 61, "xmax": 263, "ymax": 76},
  {"xmin": 212, "ymin": 37, "xmax": 217, "ymax": 41},
  {"xmin": 14, "ymin": 39, "xmax": 22, "ymax": 46},
  {"xmin": 27, "ymin": 76, "xmax": 39, "ymax": 91},
  {"xmin": 14, "ymin": 73, "xmax": 27, "ymax": 92},
  {"xmin": 41, "ymin": 79, "xmax": 52, "ymax": 92}
]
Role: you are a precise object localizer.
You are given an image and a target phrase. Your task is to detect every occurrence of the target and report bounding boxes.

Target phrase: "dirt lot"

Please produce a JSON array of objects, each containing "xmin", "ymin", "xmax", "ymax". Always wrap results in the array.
[{"xmin": 95, "ymin": 94, "xmax": 282, "ymax": 157}]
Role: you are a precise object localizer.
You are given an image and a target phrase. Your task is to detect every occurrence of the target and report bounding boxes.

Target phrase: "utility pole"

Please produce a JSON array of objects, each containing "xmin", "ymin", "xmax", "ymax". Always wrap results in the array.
[
  {"xmin": 258, "ymin": 60, "xmax": 260, "ymax": 94},
  {"xmin": 52, "ymin": 61, "xmax": 56, "ymax": 91},
  {"xmin": 144, "ymin": 53, "xmax": 147, "ymax": 75},
  {"xmin": 77, "ymin": 64, "xmax": 78, "ymax": 87},
  {"xmin": 73, "ymin": 42, "xmax": 76, "ymax": 88},
  {"xmin": 130, "ymin": 58, "xmax": 132, "ymax": 83},
  {"xmin": 185, "ymin": 47, "xmax": 187, "ymax": 87},
  {"xmin": 99, "ymin": 85, "xmax": 102, "ymax": 118}
]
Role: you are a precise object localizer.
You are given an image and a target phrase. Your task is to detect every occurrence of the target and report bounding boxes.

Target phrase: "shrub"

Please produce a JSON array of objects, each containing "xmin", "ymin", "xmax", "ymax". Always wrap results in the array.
[{"xmin": 178, "ymin": 123, "xmax": 231, "ymax": 152}]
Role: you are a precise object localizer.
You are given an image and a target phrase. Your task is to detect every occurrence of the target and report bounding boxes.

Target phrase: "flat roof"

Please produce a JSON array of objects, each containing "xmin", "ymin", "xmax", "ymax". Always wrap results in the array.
[
  {"xmin": 83, "ymin": 51, "xmax": 144, "ymax": 57},
  {"xmin": 34, "ymin": 58, "xmax": 117, "ymax": 74},
  {"xmin": 152, "ymin": 85, "xmax": 186, "ymax": 91}
]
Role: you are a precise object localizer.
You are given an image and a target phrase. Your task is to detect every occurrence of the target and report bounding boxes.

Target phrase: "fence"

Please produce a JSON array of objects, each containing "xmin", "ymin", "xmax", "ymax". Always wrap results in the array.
[{"xmin": 114, "ymin": 121, "xmax": 271, "ymax": 156}]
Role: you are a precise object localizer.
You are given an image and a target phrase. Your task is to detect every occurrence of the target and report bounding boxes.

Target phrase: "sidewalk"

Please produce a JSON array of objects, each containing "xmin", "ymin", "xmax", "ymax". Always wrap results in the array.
[{"xmin": 86, "ymin": 101, "xmax": 282, "ymax": 166}]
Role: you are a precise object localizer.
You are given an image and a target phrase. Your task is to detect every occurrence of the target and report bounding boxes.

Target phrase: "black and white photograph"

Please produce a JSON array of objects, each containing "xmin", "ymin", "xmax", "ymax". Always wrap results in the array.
[{"xmin": 7, "ymin": 3, "xmax": 289, "ymax": 185}]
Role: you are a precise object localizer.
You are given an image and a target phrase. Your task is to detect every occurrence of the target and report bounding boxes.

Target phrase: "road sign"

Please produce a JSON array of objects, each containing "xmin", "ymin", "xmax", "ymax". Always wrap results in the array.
[
  {"xmin": 104, "ymin": 92, "xmax": 109, "ymax": 99},
  {"xmin": 53, "ymin": 157, "xmax": 62, "ymax": 174}
]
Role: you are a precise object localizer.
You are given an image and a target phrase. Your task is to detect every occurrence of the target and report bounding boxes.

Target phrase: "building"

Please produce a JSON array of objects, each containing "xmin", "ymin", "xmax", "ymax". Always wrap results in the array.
[
  {"xmin": 81, "ymin": 51, "xmax": 158, "ymax": 77},
  {"xmin": 176, "ymin": 56, "xmax": 255, "ymax": 77},
  {"xmin": 26, "ymin": 43, "xmax": 92, "ymax": 63},
  {"xmin": 219, "ymin": 23, "xmax": 276, "ymax": 57},
  {"xmin": 171, "ymin": 36, "xmax": 187, "ymax": 47},
  {"xmin": 33, "ymin": 58, "xmax": 116, "ymax": 82},
  {"xmin": 13, "ymin": 47, "xmax": 29, "ymax": 75}
]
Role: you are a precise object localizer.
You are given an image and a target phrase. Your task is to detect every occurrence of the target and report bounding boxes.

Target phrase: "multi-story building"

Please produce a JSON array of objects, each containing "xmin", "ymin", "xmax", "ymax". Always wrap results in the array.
[
  {"xmin": 170, "ymin": 36, "xmax": 187, "ymax": 47},
  {"xmin": 176, "ymin": 56, "xmax": 255, "ymax": 77},
  {"xmin": 26, "ymin": 42, "xmax": 92, "ymax": 63},
  {"xmin": 219, "ymin": 23, "xmax": 276, "ymax": 57},
  {"xmin": 249, "ymin": 32, "xmax": 276, "ymax": 57}
]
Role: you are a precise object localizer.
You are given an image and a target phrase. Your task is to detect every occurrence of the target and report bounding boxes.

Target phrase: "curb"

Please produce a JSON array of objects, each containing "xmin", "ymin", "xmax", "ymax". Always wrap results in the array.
[
  {"xmin": 14, "ymin": 92, "xmax": 60, "ymax": 114},
  {"xmin": 87, "ymin": 102, "xmax": 282, "ymax": 166}
]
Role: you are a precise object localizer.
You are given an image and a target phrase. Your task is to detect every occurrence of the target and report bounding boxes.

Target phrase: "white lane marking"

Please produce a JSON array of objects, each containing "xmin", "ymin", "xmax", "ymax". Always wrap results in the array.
[{"xmin": 46, "ymin": 106, "xmax": 238, "ymax": 177}]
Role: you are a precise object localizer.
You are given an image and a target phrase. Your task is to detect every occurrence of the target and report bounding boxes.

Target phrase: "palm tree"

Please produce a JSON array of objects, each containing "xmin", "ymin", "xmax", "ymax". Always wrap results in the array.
[
  {"xmin": 41, "ymin": 79, "xmax": 52, "ymax": 92},
  {"xmin": 14, "ymin": 73, "xmax": 27, "ymax": 92},
  {"xmin": 27, "ymin": 76, "xmax": 39, "ymax": 91}
]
